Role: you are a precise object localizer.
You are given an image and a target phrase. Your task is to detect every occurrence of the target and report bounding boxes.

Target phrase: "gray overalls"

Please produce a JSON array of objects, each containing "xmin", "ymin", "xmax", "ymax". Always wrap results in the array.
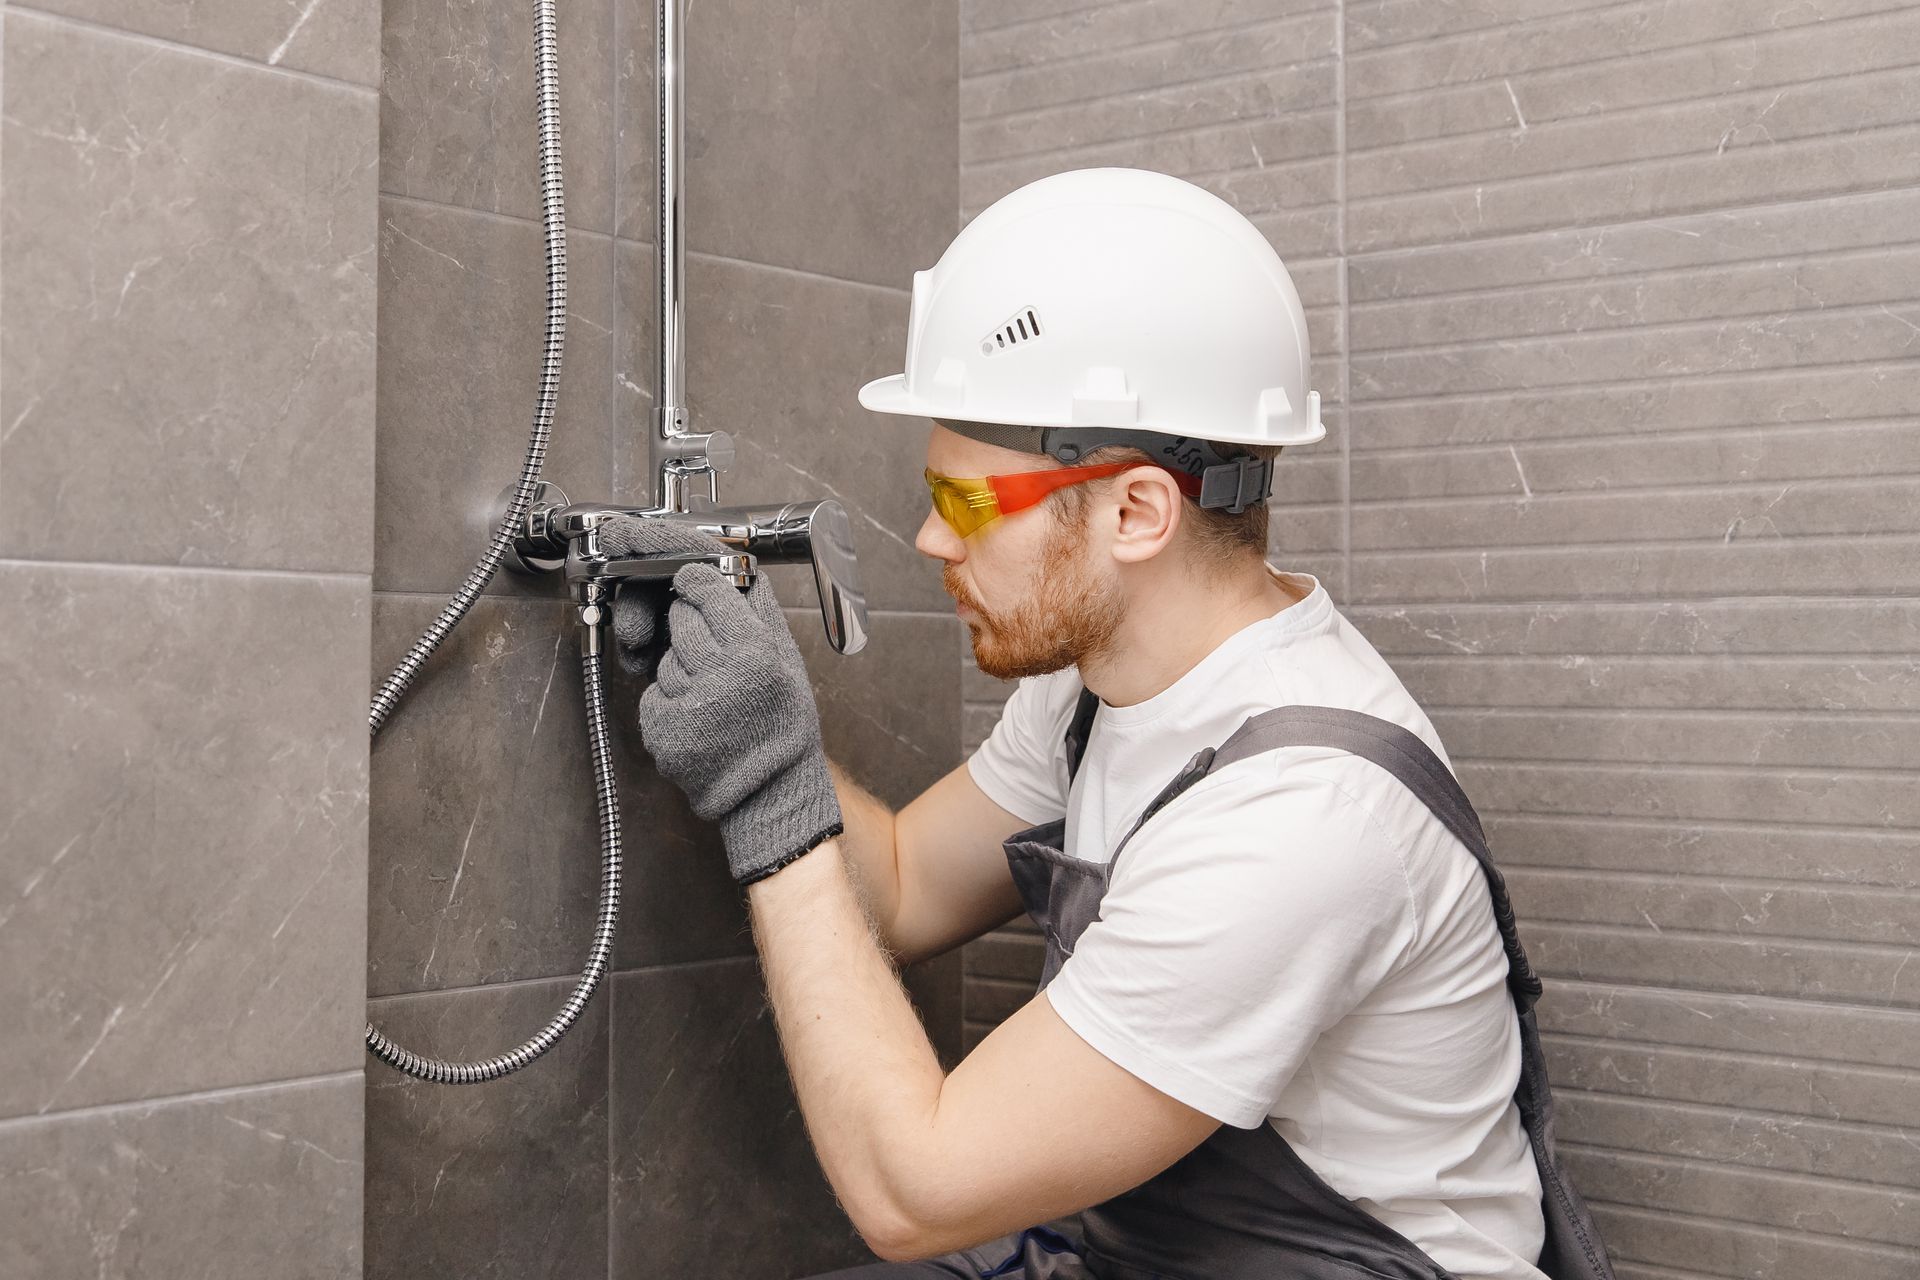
[{"xmin": 816, "ymin": 693, "xmax": 1615, "ymax": 1280}]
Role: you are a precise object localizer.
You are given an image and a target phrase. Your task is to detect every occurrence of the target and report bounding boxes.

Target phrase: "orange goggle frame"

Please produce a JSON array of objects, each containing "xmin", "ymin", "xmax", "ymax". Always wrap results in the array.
[{"xmin": 925, "ymin": 461, "xmax": 1203, "ymax": 538}]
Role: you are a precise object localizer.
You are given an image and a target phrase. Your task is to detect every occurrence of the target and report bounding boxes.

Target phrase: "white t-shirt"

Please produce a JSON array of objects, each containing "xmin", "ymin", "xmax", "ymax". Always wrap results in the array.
[{"xmin": 967, "ymin": 568, "xmax": 1548, "ymax": 1280}]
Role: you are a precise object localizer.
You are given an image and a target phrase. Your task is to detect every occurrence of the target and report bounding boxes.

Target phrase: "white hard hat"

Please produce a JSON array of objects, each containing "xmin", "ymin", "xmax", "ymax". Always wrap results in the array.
[{"xmin": 859, "ymin": 167, "xmax": 1324, "ymax": 452}]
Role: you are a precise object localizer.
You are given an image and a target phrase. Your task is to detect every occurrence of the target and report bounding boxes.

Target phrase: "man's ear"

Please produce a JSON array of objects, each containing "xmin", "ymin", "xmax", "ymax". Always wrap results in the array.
[{"xmin": 1107, "ymin": 467, "xmax": 1183, "ymax": 566}]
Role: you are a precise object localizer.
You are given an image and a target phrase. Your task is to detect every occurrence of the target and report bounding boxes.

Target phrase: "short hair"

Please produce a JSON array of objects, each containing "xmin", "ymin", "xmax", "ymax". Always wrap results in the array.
[{"xmin": 1051, "ymin": 442, "xmax": 1281, "ymax": 564}]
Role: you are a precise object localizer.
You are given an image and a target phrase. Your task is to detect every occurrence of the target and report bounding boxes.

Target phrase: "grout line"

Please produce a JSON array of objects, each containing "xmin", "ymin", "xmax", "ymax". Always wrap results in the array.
[
  {"xmin": 1452, "ymin": 754, "xmax": 1920, "ymax": 780},
  {"xmin": 1413, "ymin": 704, "xmax": 1920, "ymax": 718},
  {"xmin": 3, "ymin": 4, "xmax": 379, "ymax": 95},
  {"xmin": 1347, "ymin": 116, "xmax": 1920, "ymax": 212},
  {"xmin": 608, "ymin": 0, "xmax": 624, "ymax": 514},
  {"xmin": 1307, "ymin": 470, "xmax": 1920, "ymax": 512},
  {"xmin": 962, "ymin": 9, "xmax": 1332, "ymax": 89},
  {"xmin": 1348, "ymin": 233, "xmax": 1920, "ymax": 308},
  {"xmin": 1336, "ymin": 0, "xmax": 1352, "ymax": 594},
  {"xmin": 963, "ymin": 50, "xmax": 1343, "ymax": 129},
  {"xmin": 964, "ymin": 91, "xmax": 1341, "ymax": 174},
  {"xmin": 1584, "ymin": 1196, "xmax": 1920, "ymax": 1256},
  {"xmin": 1346, "ymin": 528, "xmax": 1920, "ymax": 556},
  {"xmin": 1347, "ymin": 57, "xmax": 1920, "ymax": 163},
  {"xmin": 0, "ymin": 1069, "xmax": 362, "ymax": 1133},
  {"xmin": 1353, "ymin": 291, "xmax": 1920, "ymax": 358},
  {"xmin": 1345, "ymin": 0, "xmax": 1918, "ymax": 94},
  {"xmin": 1539, "ymin": 1027, "xmax": 1920, "ymax": 1078},
  {"xmin": 963, "ymin": 57, "xmax": 1341, "ymax": 164},
  {"xmin": 378, "ymin": 192, "xmax": 913, "ymax": 298},
  {"xmin": 369, "ymin": 953, "xmax": 760, "ymax": 1004},
  {"xmin": 1345, "ymin": 415, "xmax": 1920, "ymax": 458},
  {"xmin": 684, "ymin": 248, "xmax": 913, "ymax": 299},
  {"xmin": 1528, "ymin": 921, "xmax": 1920, "ymax": 951},
  {"xmin": 1349, "ymin": 294, "xmax": 1920, "ymax": 360},
  {"xmin": 607, "ymin": 938, "xmax": 617, "ymax": 1277},
  {"xmin": 1441, "ymin": 805, "xmax": 1920, "ymax": 838},
  {"xmin": 0, "ymin": 556, "xmax": 369, "ymax": 584},
  {"xmin": 1501, "ymin": 864, "xmax": 1920, "ymax": 896},
  {"xmin": 1552, "ymin": 1085, "xmax": 1920, "ymax": 1134},
  {"xmin": 1544, "ymin": 975, "xmax": 1920, "ymax": 1019},
  {"xmin": 962, "ymin": 0, "xmax": 1118, "ymax": 41},
  {"xmin": 1345, "ymin": 182, "xmax": 1920, "ymax": 266},
  {"xmin": 1556, "ymin": 1137, "xmax": 1920, "ymax": 1197},
  {"xmin": 1343, "ymin": 354, "xmax": 1920, "ymax": 408},
  {"xmin": 380, "ymin": 189, "xmax": 620, "ymax": 240}
]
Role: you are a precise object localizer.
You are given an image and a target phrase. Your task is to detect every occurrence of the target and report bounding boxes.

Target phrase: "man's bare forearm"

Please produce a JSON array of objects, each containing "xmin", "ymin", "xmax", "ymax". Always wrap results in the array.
[
  {"xmin": 827, "ymin": 761, "xmax": 904, "ymax": 947},
  {"xmin": 748, "ymin": 840, "xmax": 946, "ymax": 1259}
]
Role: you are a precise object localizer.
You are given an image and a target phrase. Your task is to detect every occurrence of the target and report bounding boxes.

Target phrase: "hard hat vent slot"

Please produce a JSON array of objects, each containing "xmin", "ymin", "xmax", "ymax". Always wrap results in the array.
[{"xmin": 981, "ymin": 307, "xmax": 1043, "ymax": 357}]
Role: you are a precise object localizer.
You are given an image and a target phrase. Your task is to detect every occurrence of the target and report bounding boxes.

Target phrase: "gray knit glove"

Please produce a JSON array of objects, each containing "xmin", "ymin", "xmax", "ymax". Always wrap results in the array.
[
  {"xmin": 599, "ymin": 518, "xmax": 718, "ymax": 679},
  {"xmin": 604, "ymin": 520, "xmax": 842, "ymax": 885}
]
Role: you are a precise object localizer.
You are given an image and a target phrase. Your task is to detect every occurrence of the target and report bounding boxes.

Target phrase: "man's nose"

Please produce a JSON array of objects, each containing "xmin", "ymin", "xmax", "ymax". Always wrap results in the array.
[{"xmin": 915, "ymin": 506, "xmax": 964, "ymax": 563}]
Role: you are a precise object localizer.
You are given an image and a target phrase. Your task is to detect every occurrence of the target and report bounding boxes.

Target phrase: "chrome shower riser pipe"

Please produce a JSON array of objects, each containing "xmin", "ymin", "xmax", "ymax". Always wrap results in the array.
[{"xmin": 657, "ymin": 0, "xmax": 686, "ymax": 442}]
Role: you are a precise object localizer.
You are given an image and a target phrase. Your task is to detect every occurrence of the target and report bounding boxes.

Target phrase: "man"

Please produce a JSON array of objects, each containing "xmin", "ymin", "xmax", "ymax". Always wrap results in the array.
[{"xmin": 606, "ymin": 169, "xmax": 1610, "ymax": 1280}]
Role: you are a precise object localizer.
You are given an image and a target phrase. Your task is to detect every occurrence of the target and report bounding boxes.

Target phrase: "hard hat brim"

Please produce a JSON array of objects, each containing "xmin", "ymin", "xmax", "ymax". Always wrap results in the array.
[{"xmin": 857, "ymin": 373, "xmax": 921, "ymax": 417}]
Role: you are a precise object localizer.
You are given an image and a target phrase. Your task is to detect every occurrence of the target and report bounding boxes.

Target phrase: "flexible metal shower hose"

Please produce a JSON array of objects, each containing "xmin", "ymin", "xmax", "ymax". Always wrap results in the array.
[{"xmin": 364, "ymin": 0, "xmax": 623, "ymax": 1082}]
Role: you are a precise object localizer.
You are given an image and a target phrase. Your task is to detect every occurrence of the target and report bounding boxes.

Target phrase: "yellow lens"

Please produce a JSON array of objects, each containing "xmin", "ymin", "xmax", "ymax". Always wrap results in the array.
[{"xmin": 925, "ymin": 470, "xmax": 1001, "ymax": 538}]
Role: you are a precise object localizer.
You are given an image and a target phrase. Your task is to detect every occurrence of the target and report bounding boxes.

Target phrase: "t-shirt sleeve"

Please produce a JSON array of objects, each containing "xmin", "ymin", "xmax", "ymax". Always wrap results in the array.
[
  {"xmin": 964, "ymin": 668, "xmax": 1080, "ymax": 826},
  {"xmin": 1043, "ymin": 758, "xmax": 1420, "ymax": 1129}
]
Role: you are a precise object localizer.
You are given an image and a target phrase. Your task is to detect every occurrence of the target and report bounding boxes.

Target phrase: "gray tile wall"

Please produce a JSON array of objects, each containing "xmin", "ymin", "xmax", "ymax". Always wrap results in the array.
[
  {"xmin": 959, "ymin": 3, "xmax": 1920, "ymax": 1278},
  {"xmin": 0, "ymin": 0, "xmax": 378, "ymax": 1271},
  {"xmin": 367, "ymin": 3, "xmax": 960, "ymax": 1278}
]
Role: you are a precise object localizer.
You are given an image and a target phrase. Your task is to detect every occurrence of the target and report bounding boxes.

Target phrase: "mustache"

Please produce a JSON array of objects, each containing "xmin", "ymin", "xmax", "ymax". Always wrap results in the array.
[{"xmin": 942, "ymin": 567, "xmax": 989, "ymax": 618}]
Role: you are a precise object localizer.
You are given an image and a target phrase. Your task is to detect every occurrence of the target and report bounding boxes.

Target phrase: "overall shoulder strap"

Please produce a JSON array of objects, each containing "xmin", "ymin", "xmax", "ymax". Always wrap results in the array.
[
  {"xmin": 1063, "ymin": 685, "xmax": 1101, "ymax": 783},
  {"xmin": 1115, "ymin": 703, "xmax": 1544, "ymax": 1015}
]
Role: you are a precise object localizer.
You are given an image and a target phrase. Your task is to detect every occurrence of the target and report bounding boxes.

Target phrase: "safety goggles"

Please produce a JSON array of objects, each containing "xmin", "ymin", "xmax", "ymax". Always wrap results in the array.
[{"xmin": 924, "ymin": 462, "xmax": 1202, "ymax": 538}]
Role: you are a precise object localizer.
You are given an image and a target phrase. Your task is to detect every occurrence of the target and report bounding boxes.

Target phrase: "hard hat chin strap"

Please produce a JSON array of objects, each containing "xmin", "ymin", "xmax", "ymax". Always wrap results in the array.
[{"xmin": 936, "ymin": 419, "xmax": 1275, "ymax": 515}]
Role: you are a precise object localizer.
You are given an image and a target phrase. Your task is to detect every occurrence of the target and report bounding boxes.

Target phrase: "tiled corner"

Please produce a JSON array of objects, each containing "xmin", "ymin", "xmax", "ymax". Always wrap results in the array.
[
  {"xmin": 373, "ymin": 199, "xmax": 615, "ymax": 596},
  {"xmin": 609, "ymin": 959, "xmax": 871, "ymax": 1278},
  {"xmin": 0, "ymin": 1073, "xmax": 363, "ymax": 1280},
  {"xmin": 0, "ymin": 10, "xmax": 378, "ymax": 573},
  {"xmin": 616, "ymin": 246, "xmax": 946, "ymax": 614},
  {"xmin": 381, "ymin": 0, "xmax": 617, "ymax": 234},
  {"xmin": 364, "ymin": 979, "xmax": 608, "ymax": 1280},
  {"xmin": 618, "ymin": 0, "xmax": 959, "ymax": 287},
  {"xmin": 0, "ymin": 563, "xmax": 369, "ymax": 1120},
  {"xmin": 16, "ymin": 0, "xmax": 379, "ymax": 86}
]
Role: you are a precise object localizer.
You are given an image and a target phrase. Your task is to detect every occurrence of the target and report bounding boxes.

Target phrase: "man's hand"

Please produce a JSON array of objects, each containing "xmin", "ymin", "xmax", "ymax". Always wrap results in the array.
[
  {"xmin": 633, "ymin": 549, "xmax": 843, "ymax": 886},
  {"xmin": 599, "ymin": 518, "xmax": 730, "ymax": 678}
]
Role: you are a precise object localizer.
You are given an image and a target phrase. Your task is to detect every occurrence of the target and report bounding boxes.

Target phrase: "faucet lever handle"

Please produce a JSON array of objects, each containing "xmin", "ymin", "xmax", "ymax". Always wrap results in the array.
[
  {"xmin": 799, "ymin": 500, "xmax": 869, "ymax": 656},
  {"xmin": 688, "ymin": 500, "xmax": 870, "ymax": 655}
]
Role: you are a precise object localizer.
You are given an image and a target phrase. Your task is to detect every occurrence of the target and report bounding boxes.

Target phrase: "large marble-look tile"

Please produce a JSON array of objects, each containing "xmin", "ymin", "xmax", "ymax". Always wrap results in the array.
[
  {"xmin": 0, "ymin": 11, "xmax": 378, "ymax": 574},
  {"xmin": 609, "ymin": 959, "xmax": 871, "ymax": 1277},
  {"xmin": 0, "ymin": 1074, "xmax": 363, "ymax": 1279},
  {"xmin": 18, "ymin": 0, "xmax": 380, "ymax": 86},
  {"xmin": 369, "ymin": 592, "xmax": 751, "ymax": 995},
  {"xmin": 373, "ymin": 199, "xmax": 614, "ymax": 596},
  {"xmin": 792, "ymin": 610, "xmax": 963, "ymax": 810},
  {"xmin": 617, "ymin": 0, "xmax": 959, "ymax": 287},
  {"xmin": 382, "ymin": 0, "xmax": 616, "ymax": 234},
  {"xmin": 796, "ymin": 608, "xmax": 966, "ymax": 1066},
  {"xmin": 617, "ymin": 246, "xmax": 945, "ymax": 613},
  {"xmin": 364, "ymin": 979, "xmax": 608, "ymax": 1280},
  {"xmin": 0, "ymin": 563, "xmax": 368, "ymax": 1119}
]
